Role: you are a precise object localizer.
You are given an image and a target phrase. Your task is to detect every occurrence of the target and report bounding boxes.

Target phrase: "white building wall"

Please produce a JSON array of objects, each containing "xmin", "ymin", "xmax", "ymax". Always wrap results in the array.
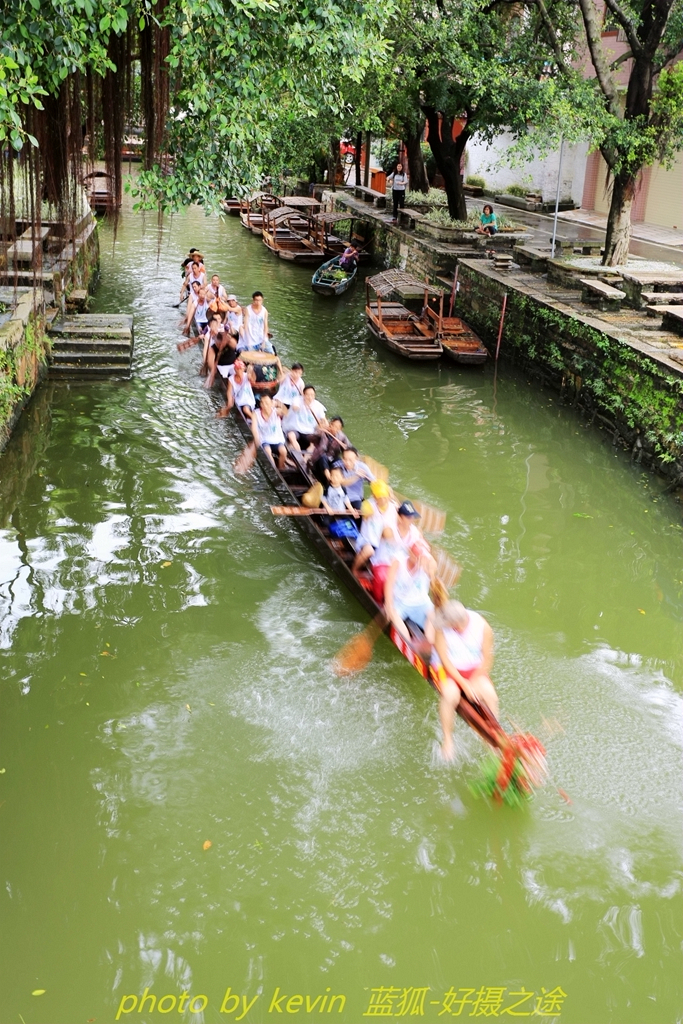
[{"xmin": 465, "ymin": 133, "xmax": 589, "ymax": 206}]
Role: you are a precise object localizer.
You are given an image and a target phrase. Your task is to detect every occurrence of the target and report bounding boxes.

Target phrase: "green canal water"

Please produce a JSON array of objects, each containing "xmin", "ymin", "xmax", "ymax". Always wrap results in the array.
[{"xmin": 0, "ymin": 207, "xmax": 681, "ymax": 1024}]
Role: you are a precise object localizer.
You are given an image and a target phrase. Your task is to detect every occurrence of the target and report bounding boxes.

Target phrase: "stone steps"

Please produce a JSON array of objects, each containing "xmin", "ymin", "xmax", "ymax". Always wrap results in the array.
[
  {"xmin": 641, "ymin": 290, "xmax": 683, "ymax": 305},
  {"xmin": 48, "ymin": 313, "xmax": 133, "ymax": 378}
]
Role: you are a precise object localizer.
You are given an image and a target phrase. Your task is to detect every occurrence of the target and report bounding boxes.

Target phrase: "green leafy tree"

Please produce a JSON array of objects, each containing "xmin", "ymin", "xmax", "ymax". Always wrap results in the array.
[
  {"xmin": 569, "ymin": 0, "xmax": 683, "ymax": 264},
  {"xmin": 380, "ymin": 0, "xmax": 578, "ymax": 220}
]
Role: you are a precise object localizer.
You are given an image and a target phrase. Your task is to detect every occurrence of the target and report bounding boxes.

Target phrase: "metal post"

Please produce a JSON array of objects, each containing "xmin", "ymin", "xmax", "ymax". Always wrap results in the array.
[
  {"xmin": 550, "ymin": 136, "xmax": 564, "ymax": 260},
  {"xmin": 449, "ymin": 264, "xmax": 459, "ymax": 317},
  {"xmin": 364, "ymin": 132, "xmax": 371, "ymax": 187},
  {"xmin": 495, "ymin": 293, "xmax": 508, "ymax": 362}
]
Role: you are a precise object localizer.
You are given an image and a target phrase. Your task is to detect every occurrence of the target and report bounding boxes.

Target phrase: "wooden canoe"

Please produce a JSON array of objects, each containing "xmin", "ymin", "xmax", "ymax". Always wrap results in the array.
[
  {"xmin": 424, "ymin": 308, "xmax": 488, "ymax": 365},
  {"xmin": 365, "ymin": 271, "xmax": 443, "ymax": 361},
  {"xmin": 221, "ymin": 197, "xmax": 242, "ymax": 216},
  {"xmin": 228, "ymin": 403, "xmax": 507, "ymax": 753},
  {"xmin": 262, "ymin": 207, "xmax": 326, "ymax": 264},
  {"xmin": 311, "ymin": 256, "xmax": 357, "ymax": 296}
]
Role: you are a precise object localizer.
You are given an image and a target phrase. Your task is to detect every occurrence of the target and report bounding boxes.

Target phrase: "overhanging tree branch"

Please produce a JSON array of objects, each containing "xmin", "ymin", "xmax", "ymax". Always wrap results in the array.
[
  {"xmin": 609, "ymin": 49, "xmax": 633, "ymax": 68},
  {"xmin": 603, "ymin": 0, "xmax": 644, "ymax": 56},
  {"xmin": 534, "ymin": 0, "xmax": 570, "ymax": 72},
  {"xmin": 578, "ymin": 0, "xmax": 622, "ymax": 116}
]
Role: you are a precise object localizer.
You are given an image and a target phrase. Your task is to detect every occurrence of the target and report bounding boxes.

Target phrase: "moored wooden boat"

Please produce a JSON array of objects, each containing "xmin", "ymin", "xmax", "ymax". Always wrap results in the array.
[
  {"xmin": 239, "ymin": 192, "xmax": 278, "ymax": 235},
  {"xmin": 440, "ymin": 318, "xmax": 488, "ymax": 365},
  {"xmin": 312, "ymin": 255, "xmax": 357, "ymax": 296},
  {"xmin": 424, "ymin": 309, "xmax": 488, "ymax": 365},
  {"xmin": 308, "ymin": 211, "xmax": 371, "ymax": 259},
  {"xmin": 365, "ymin": 270, "xmax": 443, "ymax": 361},
  {"xmin": 262, "ymin": 207, "xmax": 326, "ymax": 264},
  {"xmin": 221, "ymin": 197, "xmax": 242, "ymax": 216}
]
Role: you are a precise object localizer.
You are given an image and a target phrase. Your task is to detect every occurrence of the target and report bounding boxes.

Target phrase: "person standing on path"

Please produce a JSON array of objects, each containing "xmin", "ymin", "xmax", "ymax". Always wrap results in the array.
[{"xmin": 388, "ymin": 162, "xmax": 408, "ymax": 221}]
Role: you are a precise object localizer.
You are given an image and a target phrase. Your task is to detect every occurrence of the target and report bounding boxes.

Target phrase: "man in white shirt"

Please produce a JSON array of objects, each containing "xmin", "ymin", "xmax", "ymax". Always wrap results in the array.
[{"xmin": 240, "ymin": 291, "xmax": 273, "ymax": 352}]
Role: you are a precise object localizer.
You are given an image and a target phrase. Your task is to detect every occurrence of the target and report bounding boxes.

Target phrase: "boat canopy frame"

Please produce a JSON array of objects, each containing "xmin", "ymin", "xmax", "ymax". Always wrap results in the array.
[{"xmin": 366, "ymin": 270, "xmax": 445, "ymax": 336}]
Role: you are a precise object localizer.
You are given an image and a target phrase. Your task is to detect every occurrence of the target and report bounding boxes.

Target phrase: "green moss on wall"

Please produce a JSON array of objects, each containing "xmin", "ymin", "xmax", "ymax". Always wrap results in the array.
[{"xmin": 457, "ymin": 265, "xmax": 683, "ymax": 472}]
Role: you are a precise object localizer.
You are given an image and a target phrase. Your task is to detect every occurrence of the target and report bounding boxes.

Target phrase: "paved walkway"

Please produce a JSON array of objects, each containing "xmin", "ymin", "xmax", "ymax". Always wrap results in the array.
[{"xmin": 557, "ymin": 208, "xmax": 683, "ymax": 250}]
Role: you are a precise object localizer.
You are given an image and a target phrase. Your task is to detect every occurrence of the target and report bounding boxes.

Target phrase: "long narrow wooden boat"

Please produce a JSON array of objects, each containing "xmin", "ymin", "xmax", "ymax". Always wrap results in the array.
[
  {"xmin": 312, "ymin": 255, "xmax": 357, "ymax": 296},
  {"xmin": 221, "ymin": 197, "xmax": 242, "ymax": 216},
  {"xmin": 425, "ymin": 308, "xmax": 488, "ymax": 365},
  {"xmin": 239, "ymin": 192, "xmax": 278, "ymax": 235},
  {"xmin": 262, "ymin": 207, "xmax": 327, "ymax": 264},
  {"xmin": 365, "ymin": 270, "xmax": 443, "ymax": 361},
  {"xmin": 228, "ymin": 403, "xmax": 509, "ymax": 753},
  {"xmin": 308, "ymin": 211, "xmax": 372, "ymax": 259}
]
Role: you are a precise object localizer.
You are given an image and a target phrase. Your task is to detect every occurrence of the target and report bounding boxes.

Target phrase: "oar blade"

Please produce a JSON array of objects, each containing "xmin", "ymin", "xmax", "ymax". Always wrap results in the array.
[
  {"xmin": 177, "ymin": 336, "xmax": 200, "ymax": 352},
  {"xmin": 360, "ymin": 455, "xmax": 389, "ymax": 483},
  {"xmin": 234, "ymin": 441, "xmax": 257, "ymax": 475},
  {"xmin": 333, "ymin": 614, "xmax": 387, "ymax": 676},
  {"xmin": 411, "ymin": 500, "xmax": 446, "ymax": 535},
  {"xmin": 393, "ymin": 490, "xmax": 446, "ymax": 535},
  {"xmin": 431, "ymin": 545, "xmax": 461, "ymax": 590}
]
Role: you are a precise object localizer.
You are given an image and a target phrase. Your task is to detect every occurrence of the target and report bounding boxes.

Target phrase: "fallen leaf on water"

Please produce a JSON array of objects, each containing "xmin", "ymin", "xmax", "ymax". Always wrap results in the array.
[
  {"xmin": 80, "ymin": 672, "xmax": 87, "ymax": 677},
  {"xmin": 105, "ymin": 643, "xmax": 110, "ymax": 647},
  {"xmin": 0, "ymin": 768, "xmax": 6, "ymax": 774},
  {"xmin": 203, "ymin": 840, "xmax": 212, "ymax": 851},
  {"xmin": 32, "ymin": 989, "xmax": 46, "ymax": 996},
  {"xmin": 638, "ymin": 608, "xmax": 646, "ymax": 615},
  {"xmin": 99, "ymin": 651, "xmax": 110, "ymax": 656},
  {"xmin": 161, "ymin": 561, "xmax": 172, "ymax": 568},
  {"xmin": 186, "ymin": 704, "xmax": 192, "ymax": 713},
  {"xmin": 208, "ymin": 702, "xmax": 215, "ymax": 706},
  {"xmin": 573, "ymin": 513, "xmax": 593, "ymax": 519}
]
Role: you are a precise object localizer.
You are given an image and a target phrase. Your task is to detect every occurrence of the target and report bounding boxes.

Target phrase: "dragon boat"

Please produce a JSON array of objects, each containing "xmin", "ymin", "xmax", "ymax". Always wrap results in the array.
[{"xmin": 229, "ymin": 402, "xmax": 546, "ymax": 802}]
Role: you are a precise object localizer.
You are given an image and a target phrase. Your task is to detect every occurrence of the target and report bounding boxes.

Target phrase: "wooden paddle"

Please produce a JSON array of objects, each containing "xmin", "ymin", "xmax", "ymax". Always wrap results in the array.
[
  {"xmin": 431, "ymin": 545, "xmax": 462, "ymax": 589},
  {"xmin": 393, "ymin": 493, "xmax": 446, "ymax": 535},
  {"xmin": 358, "ymin": 457, "xmax": 446, "ymax": 535},
  {"xmin": 360, "ymin": 454, "xmax": 390, "ymax": 483},
  {"xmin": 271, "ymin": 506, "xmax": 359, "ymax": 517},
  {"xmin": 234, "ymin": 441, "xmax": 257, "ymax": 474},
  {"xmin": 333, "ymin": 612, "xmax": 387, "ymax": 676},
  {"xmin": 177, "ymin": 336, "xmax": 201, "ymax": 352}
]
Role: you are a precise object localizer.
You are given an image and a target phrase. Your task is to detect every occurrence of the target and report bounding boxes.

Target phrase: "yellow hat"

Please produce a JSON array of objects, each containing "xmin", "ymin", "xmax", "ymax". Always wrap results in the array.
[
  {"xmin": 360, "ymin": 499, "xmax": 374, "ymax": 516},
  {"xmin": 370, "ymin": 480, "xmax": 389, "ymax": 498}
]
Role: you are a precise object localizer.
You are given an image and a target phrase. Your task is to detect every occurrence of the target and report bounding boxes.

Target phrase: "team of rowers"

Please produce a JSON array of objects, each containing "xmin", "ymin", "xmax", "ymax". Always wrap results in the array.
[{"xmin": 178, "ymin": 249, "xmax": 500, "ymax": 759}]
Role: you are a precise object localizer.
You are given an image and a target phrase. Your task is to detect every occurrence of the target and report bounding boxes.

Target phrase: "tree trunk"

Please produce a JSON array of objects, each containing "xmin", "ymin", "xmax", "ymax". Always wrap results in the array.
[
  {"xmin": 602, "ymin": 170, "xmax": 636, "ymax": 265},
  {"xmin": 354, "ymin": 131, "xmax": 362, "ymax": 187},
  {"xmin": 423, "ymin": 107, "xmax": 469, "ymax": 220},
  {"xmin": 364, "ymin": 132, "xmax": 371, "ymax": 186},
  {"xmin": 404, "ymin": 125, "xmax": 428, "ymax": 194}
]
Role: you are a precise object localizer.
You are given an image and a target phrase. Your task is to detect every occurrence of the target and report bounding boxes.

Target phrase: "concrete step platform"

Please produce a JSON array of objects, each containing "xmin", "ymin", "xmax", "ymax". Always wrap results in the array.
[
  {"xmin": 51, "ymin": 350, "xmax": 132, "ymax": 364},
  {"xmin": 641, "ymin": 290, "xmax": 683, "ymax": 305},
  {"xmin": 660, "ymin": 306, "xmax": 683, "ymax": 336},
  {"xmin": 51, "ymin": 337, "xmax": 132, "ymax": 353},
  {"xmin": 48, "ymin": 313, "xmax": 133, "ymax": 378},
  {"xmin": 50, "ymin": 370, "xmax": 133, "ymax": 382}
]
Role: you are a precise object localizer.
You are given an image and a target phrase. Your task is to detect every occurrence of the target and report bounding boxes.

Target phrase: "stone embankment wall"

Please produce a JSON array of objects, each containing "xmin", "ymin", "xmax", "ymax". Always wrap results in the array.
[
  {"xmin": 456, "ymin": 260, "xmax": 683, "ymax": 483},
  {"xmin": 0, "ymin": 215, "xmax": 100, "ymax": 453},
  {"xmin": 0, "ymin": 289, "xmax": 50, "ymax": 453},
  {"xmin": 334, "ymin": 190, "xmax": 683, "ymax": 487}
]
